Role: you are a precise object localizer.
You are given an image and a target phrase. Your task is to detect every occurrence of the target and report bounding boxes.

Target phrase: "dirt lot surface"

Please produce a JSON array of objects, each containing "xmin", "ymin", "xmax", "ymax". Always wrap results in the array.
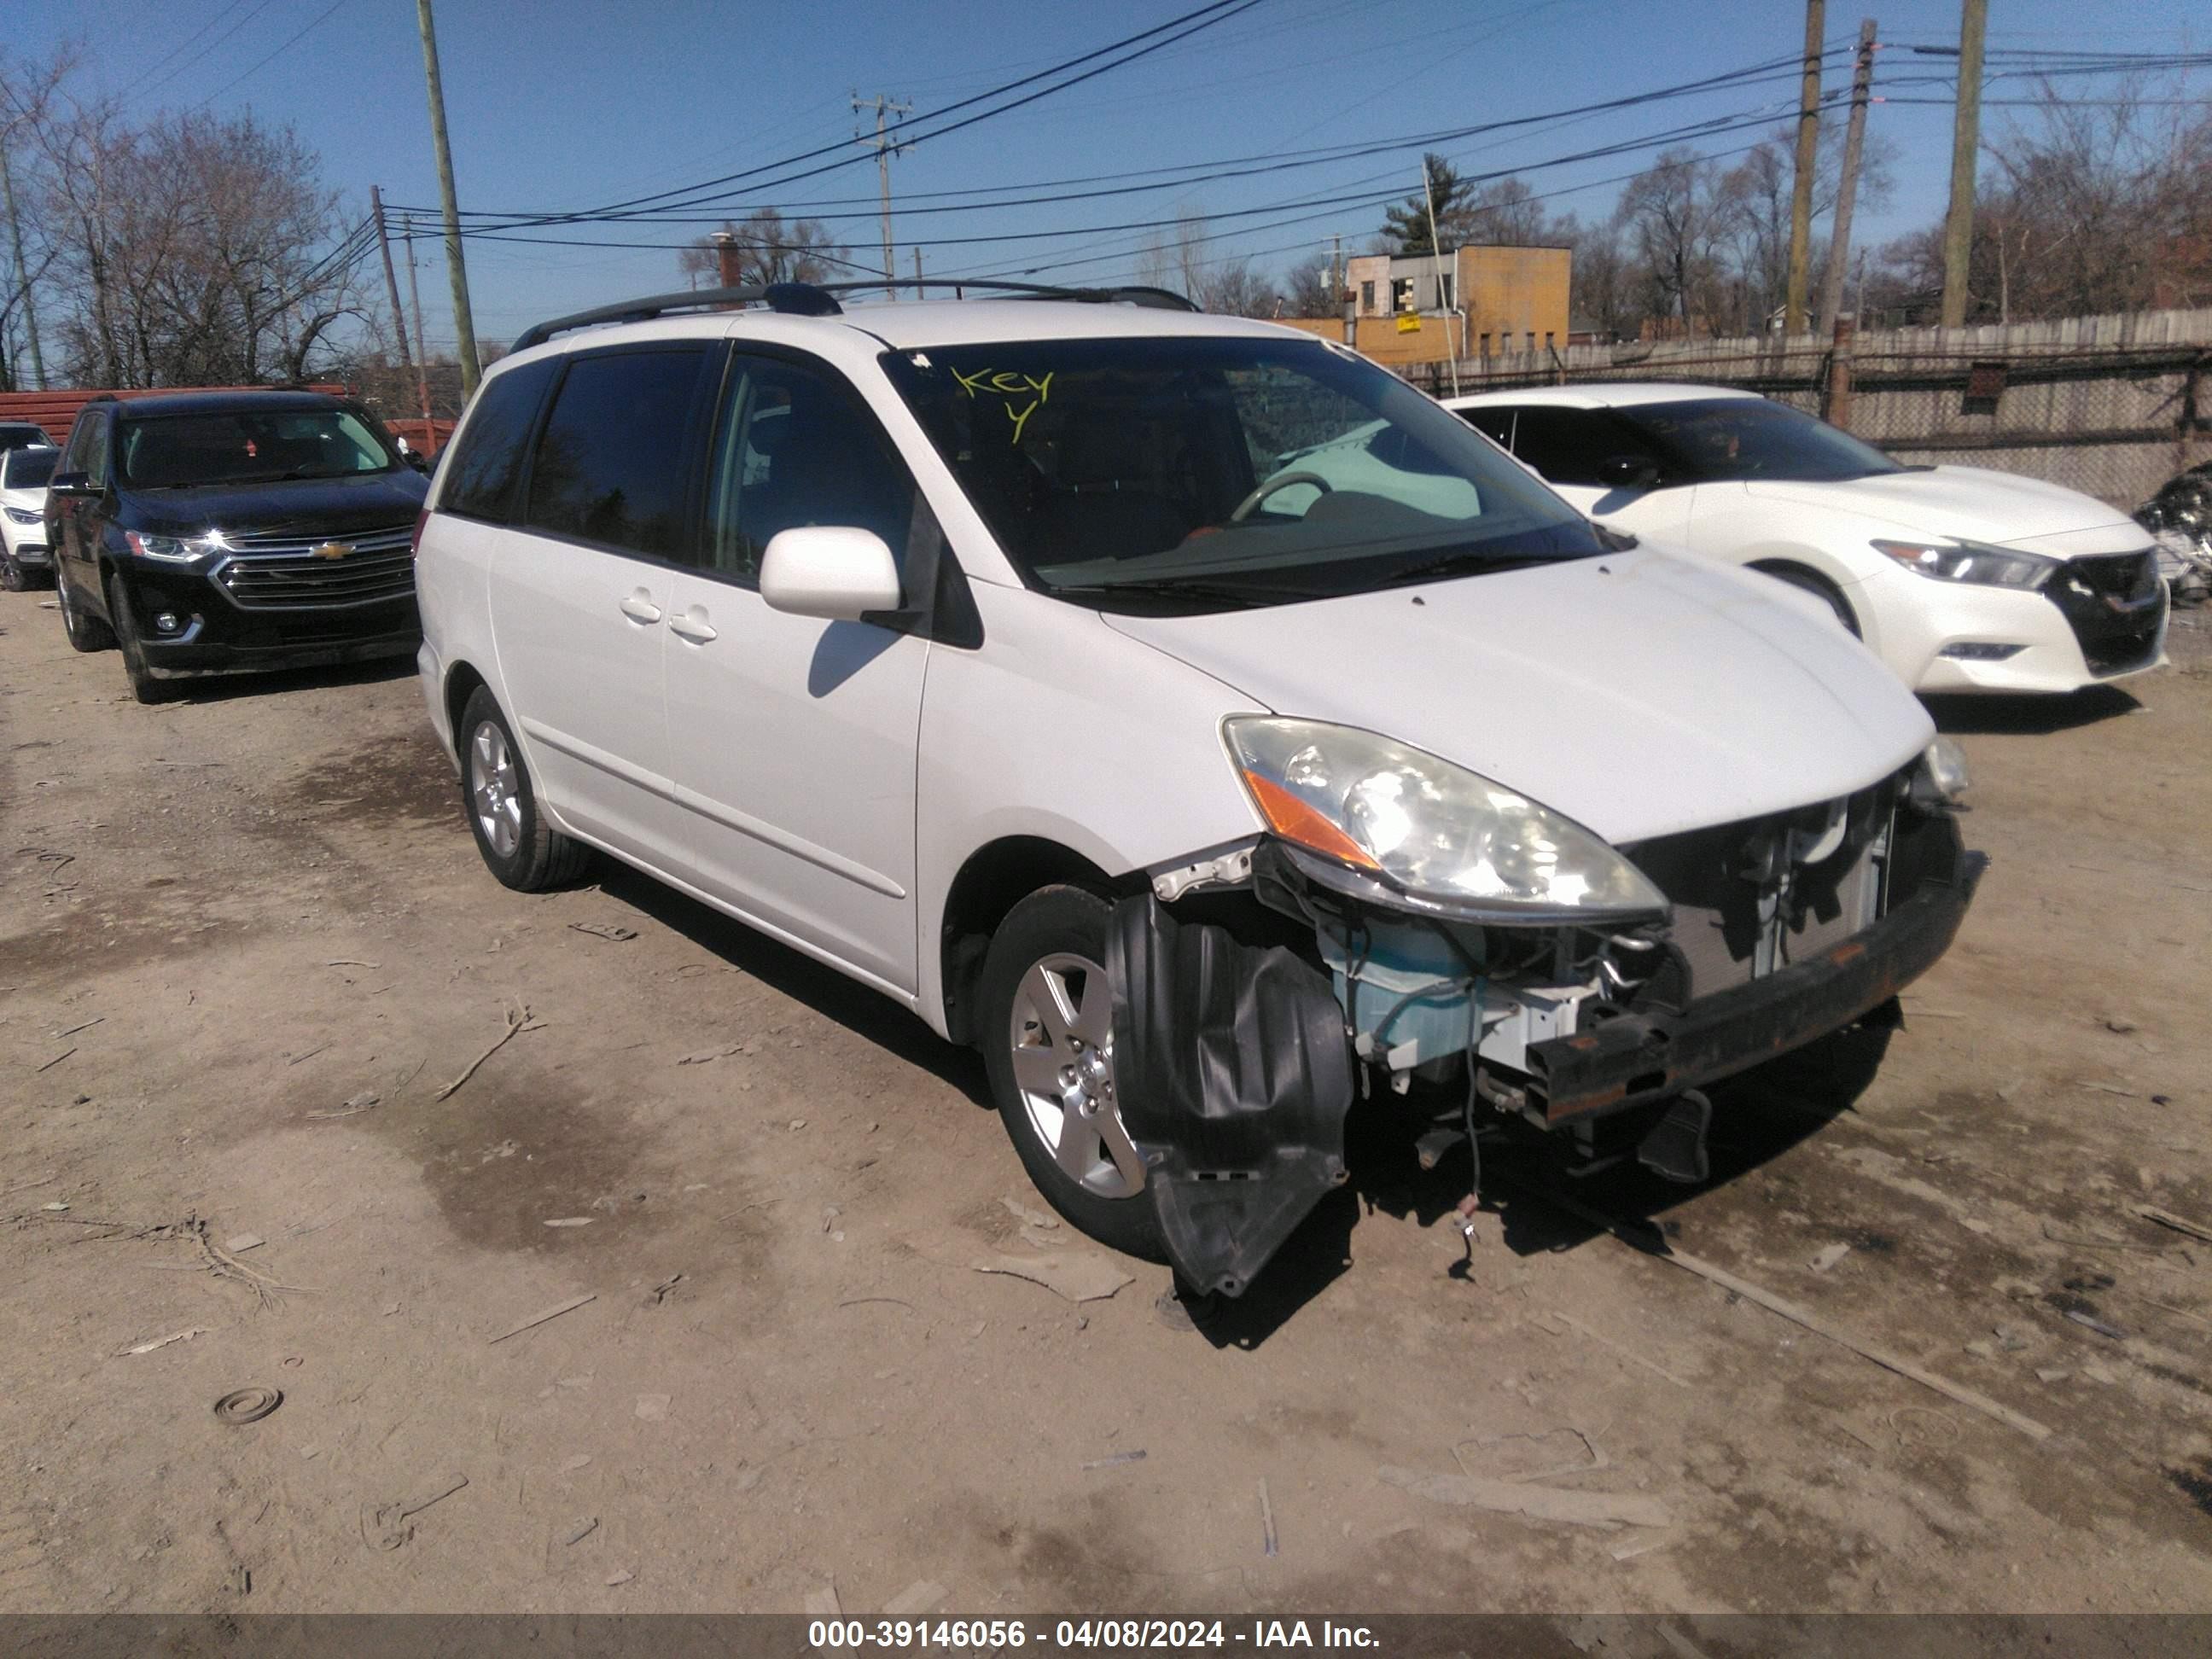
[{"xmin": 3, "ymin": 589, "xmax": 2209, "ymax": 1617}]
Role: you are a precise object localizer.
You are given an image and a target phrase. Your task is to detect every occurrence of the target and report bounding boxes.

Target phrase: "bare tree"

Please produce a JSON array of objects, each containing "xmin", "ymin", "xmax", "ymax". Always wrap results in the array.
[
  {"xmin": 1279, "ymin": 254, "xmax": 1337, "ymax": 317},
  {"xmin": 678, "ymin": 207, "xmax": 852, "ymax": 289},
  {"xmin": 16, "ymin": 91, "xmax": 363, "ymax": 386},
  {"xmin": 1614, "ymin": 148, "xmax": 1732, "ymax": 332}
]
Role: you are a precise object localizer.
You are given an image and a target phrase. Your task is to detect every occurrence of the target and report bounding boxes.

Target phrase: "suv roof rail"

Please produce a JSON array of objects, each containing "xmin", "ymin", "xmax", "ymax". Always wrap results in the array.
[{"xmin": 509, "ymin": 278, "xmax": 1199, "ymax": 353}]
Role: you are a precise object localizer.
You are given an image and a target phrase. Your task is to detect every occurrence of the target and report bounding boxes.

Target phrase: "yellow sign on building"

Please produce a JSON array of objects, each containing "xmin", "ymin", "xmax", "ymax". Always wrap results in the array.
[{"xmin": 1395, "ymin": 313, "xmax": 1421, "ymax": 334}]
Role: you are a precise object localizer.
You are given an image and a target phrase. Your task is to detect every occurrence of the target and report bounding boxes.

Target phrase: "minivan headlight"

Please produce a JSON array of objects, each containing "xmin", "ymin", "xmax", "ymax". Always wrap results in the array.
[
  {"xmin": 124, "ymin": 529, "xmax": 227, "ymax": 563},
  {"xmin": 1224, "ymin": 717, "xmax": 1668, "ymax": 919},
  {"xmin": 1871, "ymin": 538, "xmax": 2053, "ymax": 588}
]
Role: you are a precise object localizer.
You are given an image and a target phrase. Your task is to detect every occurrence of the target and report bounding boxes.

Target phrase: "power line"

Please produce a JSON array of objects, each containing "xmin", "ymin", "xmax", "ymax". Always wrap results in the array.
[
  {"xmin": 189, "ymin": 0, "xmax": 350, "ymax": 112},
  {"xmin": 391, "ymin": 45, "xmax": 1846, "ymax": 237},
  {"xmin": 442, "ymin": 0, "xmax": 1267, "ymax": 233}
]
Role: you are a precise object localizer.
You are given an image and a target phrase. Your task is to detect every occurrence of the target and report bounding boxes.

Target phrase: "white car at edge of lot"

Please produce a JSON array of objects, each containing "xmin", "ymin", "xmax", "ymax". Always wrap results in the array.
[
  {"xmin": 1, "ymin": 444, "xmax": 60, "ymax": 591},
  {"xmin": 411, "ymin": 287, "xmax": 1981, "ymax": 1301},
  {"xmin": 1441, "ymin": 383, "xmax": 2168, "ymax": 696}
]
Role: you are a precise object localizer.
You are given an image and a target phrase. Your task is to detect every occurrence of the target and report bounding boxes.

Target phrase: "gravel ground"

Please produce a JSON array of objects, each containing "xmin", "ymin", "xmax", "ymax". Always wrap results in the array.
[{"xmin": 3, "ymin": 588, "xmax": 2209, "ymax": 1615}]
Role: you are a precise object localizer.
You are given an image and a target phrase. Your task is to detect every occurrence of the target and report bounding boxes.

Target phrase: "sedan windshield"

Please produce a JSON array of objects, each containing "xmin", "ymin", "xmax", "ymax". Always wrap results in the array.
[
  {"xmin": 884, "ymin": 335, "xmax": 1601, "ymax": 610},
  {"xmin": 116, "ymin": 408, "xmax": 399, "ymax": 489},
  {"xmin": 1623, "ymin": 397, "xmax": 1903, "ymax": 483}
]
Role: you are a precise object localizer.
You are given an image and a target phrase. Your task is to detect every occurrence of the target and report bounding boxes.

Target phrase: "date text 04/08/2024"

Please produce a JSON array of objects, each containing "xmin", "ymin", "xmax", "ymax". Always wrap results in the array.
[{"xmin": 806, "ymin": 1621, "xmax": 1381, "ymax": 1649}]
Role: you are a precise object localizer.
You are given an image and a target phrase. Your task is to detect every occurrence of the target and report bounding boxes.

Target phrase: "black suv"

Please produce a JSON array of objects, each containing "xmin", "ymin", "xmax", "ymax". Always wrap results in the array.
[{"xmin": 45, "ymin": 391, "xmax": 431, "ymax": 702}]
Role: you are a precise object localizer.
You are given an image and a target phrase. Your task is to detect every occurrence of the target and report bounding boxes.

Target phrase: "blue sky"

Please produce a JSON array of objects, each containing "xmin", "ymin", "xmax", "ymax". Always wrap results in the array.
[{"xmin": 13, "ymin": 0, "xmax": 2206, "ymax": 354}]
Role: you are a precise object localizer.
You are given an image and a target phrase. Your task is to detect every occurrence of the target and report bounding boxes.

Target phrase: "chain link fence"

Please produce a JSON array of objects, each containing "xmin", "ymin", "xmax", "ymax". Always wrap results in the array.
[{"xmin": 1404, "ymin": 309, "xmax": 2212, "ymax": 511}]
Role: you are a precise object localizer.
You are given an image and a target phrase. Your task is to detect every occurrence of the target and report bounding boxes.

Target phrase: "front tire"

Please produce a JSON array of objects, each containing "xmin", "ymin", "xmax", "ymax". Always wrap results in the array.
[
  {"xmin": 457, "ymin": 687, "xmax": 592, "ymax": 891},
  {"xmin": 108, "ymin": 579, "xmax": 177, "ymax": 704},
  {"xmin": 57, "ymin": 569, "xmax": 114, "ymax": 652},
  {"xmin": 979, "ymin": 885, "xmax": 1164, "ymax": 1261}
]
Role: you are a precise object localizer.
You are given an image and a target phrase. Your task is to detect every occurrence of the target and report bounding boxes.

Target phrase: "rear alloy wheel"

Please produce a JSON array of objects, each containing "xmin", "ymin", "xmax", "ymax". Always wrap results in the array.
[
  {"xmin": 107, "ymin": 580, "xmax": 176, "ymax": 704},
  {"xmin": 57, "ymin": 570, "xmax": 114, "ymax": 652},
  {"xmin": 980, "ymin": 885, "xmax": 1164, "ymax": 1260},
  {"xmin": 457, "ymin": 686, "xmax": 592, "ymax": 891}
]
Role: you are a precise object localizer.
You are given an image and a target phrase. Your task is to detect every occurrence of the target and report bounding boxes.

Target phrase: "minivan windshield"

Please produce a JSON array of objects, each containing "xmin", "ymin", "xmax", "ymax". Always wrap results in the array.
[
  {"xmin": 1622, "ymin": 397, "xmax": 1904, "ymax": 483},
  {"xmin": 885, "ymin": 335, "xmax": 1601, "ymax": 610},
  {"xmin": 116, "ymin": 407, "xmax": 399, "ymax": 489}
]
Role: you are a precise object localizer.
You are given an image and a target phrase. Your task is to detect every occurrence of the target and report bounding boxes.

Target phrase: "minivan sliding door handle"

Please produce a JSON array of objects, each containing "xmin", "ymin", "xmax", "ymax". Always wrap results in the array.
[
  {"xmin": 667, "ymin": 609, "xmax": 718, "ymax": 643},
  {"xmin": 619, "ymin": 591, "xmax": 663, "ymax": 625}
]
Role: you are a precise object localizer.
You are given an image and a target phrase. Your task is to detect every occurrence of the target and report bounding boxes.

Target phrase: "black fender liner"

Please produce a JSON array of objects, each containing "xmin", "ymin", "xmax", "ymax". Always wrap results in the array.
[{"xmin": 1107, "ymin": 895, "xmax": 1355, "ymax": 1298}]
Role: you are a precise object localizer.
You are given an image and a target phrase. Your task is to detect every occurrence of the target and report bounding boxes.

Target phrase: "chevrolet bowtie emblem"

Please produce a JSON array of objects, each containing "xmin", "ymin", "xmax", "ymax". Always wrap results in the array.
[{"xmin": 311, "ymin": 540, "xmax": 355, "ymax": 561}]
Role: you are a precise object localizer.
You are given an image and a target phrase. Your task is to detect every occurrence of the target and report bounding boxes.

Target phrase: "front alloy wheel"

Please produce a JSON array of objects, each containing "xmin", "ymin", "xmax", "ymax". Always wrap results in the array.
[
  {"xmin": 1009, "ymin": 952, "xmax": 1145, "ymax": 1200},
  {"xmin": 980, "ymin": 885, "xmax": 1164, "ymax": 1260}
]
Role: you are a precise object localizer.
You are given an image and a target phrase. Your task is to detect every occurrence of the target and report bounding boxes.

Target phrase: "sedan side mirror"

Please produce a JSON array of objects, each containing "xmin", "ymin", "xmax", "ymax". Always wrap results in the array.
[
  {"xmin": 45, "ymin": 471, "xmax": 93, "ymax": 498},
  {"xmin": 1596, "ymin": 454, "xmax": 1659, "ymax": 489},
  {"xmin": 759, "ymin": 526, "xmax": 903, "ymax": 622}
]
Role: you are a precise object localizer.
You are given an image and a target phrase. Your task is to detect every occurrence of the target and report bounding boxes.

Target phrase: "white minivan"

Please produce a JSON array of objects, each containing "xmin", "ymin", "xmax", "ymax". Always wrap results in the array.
[
  {"xmin": 414, "ymin": 283, "xmax": 1981, "ymax": 1299},
  {"xmin": 1444, "ymin": 384, "xmax": 2168, "ymax": 695}
]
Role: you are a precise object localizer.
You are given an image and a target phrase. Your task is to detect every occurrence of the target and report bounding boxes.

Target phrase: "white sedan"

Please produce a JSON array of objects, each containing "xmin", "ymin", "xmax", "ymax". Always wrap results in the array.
[
  {"xmin": 0, "ymin": 444, "xmax": 59, "ymax": 591},
  {"xmin": 1443, "ymin": 384, "xmax": 2168, "ymax": 694}
]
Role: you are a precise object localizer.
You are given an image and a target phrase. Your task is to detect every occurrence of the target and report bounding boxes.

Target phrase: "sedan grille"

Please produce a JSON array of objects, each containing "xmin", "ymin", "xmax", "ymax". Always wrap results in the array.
[
  {"xmin": 216, "ymin": 523, "xmax": 416, "ymax": 610},
  {"xmin": 2045, "ymin": 550, "xmax": 2164, "ymax": 676}
]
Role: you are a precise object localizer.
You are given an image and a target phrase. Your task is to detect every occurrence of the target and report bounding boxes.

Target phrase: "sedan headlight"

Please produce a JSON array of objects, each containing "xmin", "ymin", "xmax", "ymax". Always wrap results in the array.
[
  {"xmin": 1871, "ymin": 538, "xmax": 2053, "ymax": 588},
  {"xmin": 3, "ymin": 505, "xmax": 38, "ymax": 526},
  {"xmin": 124, "ymin": 529, "xmax": 228, "ymax": 563},
  {"xmin": 1225, "ymin": 717, "xmax": 1668, "ymax": 919}
]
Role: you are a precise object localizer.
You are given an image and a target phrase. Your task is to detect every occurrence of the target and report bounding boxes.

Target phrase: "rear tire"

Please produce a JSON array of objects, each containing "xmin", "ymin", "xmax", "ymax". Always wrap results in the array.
[
  {"xmin": 0, "ymin": 551, "xmax": 25, "ymax": 592},
  {"xmin": 457, "ymin": 686, "xmax": 592, "ymax": 891},
  {"xmin": 57, "ymin": 569, "xmax": 114, "ymax": 652},
  {"xmin": 108, "ymin": 580, "xmax": 178, "ymax": 704},
  {"xmin": 1757, "ymin": 563, "xmax": 1860, "ymax": 637},
  {"xmin": 979, "ymin": 885, "xmax": 1165, "ymax": 1262}
]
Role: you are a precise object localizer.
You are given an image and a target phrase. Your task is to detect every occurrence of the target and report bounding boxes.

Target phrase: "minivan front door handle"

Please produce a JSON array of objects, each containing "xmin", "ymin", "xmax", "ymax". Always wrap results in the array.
[
  {"xmin": 619, "ymin": 590, "xmax": 663, "ymax": 625},
  {"xmin": 667, "ymin": 608, "xmax": 718, "ymax": 643}
]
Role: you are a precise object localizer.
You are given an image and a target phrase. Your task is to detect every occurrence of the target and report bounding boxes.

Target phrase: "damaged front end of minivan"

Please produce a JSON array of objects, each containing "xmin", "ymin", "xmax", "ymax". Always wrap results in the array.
[{"xmin": 1108, "ymin": 719, "xmax": 1985, "ymax": 1298}]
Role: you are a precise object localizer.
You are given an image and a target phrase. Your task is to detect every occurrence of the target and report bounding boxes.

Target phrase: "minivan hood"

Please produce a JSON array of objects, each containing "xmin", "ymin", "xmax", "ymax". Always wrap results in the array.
[
  {"xmin": 1740, "ymin": 464, "xmax": 2138, "ymax": 548},
  {"xmin": 126, "ymin": 469, "xmax": 429, "ymax": 537},
  {"xmin": 1102, "ymin": 549, "xmax": 1932, "ymax": 846}
]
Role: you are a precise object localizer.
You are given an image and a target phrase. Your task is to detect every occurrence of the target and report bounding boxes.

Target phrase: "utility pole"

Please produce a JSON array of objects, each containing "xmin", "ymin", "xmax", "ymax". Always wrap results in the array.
[
  {"xmin": 370, "ymin": 186, "xmax": 416, "ymax": 385},
  {"xmin": 2, "ymin": 143, "xmax": 45, "ymax": 389},
  {"xmin": 853, "ymin": 92, "xmax": 911, "ymax": 297},
  {"xmin": 1939, "ymin": 0, "xmax": 1988, "ymax": 329},
  {"xmin": 1816, "ymin": 19, "xmax": 1877, "ymax": 340},
  {"xmin": 415, "ymin": 0, "xmax": 481, "ymax": 396},
  {"xmin": 401, "ymin": 212, "xmax": 434, "ymax": 422},
  {"xmin": 912, "ymin": 247, "xmax": 923, "ymax": 293},
  {"xmin": 1784, "ymin": 0, "xmax": 1825, "ymax": 335}
]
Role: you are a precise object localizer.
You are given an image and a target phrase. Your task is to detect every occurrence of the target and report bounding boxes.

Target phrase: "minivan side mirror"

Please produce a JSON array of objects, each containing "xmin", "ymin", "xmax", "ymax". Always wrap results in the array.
[
  {"xmin": 1596, "ymin": 454, "xmax": 1659, "ymax": 490},
  {"xmin": 45, "ymin": 471, "xmax": 93, "ymax": 498},
  {"xmin": 759, "ymin": 527, "xmax": 903, "ymax": 622}
]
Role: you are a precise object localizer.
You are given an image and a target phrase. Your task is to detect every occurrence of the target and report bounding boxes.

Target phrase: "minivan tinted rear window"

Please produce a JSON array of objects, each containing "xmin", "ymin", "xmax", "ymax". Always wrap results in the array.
[{"xmin": 439, "ymin": 356, "xmax": 561, "ymax": 523}]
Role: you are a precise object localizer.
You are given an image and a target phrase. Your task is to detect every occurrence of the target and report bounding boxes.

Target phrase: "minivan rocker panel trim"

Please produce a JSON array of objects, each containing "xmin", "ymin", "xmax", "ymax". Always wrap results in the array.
[{"xmin": 1103, "ymin": 548, "xmax": 1934, "ymax": 846}]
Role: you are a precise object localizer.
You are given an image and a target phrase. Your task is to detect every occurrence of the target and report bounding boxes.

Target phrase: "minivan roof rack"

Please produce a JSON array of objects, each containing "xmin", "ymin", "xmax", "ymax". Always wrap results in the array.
[{"xmin": 509, "ymin": 279, "xmax": 1198, "ymax": 353}]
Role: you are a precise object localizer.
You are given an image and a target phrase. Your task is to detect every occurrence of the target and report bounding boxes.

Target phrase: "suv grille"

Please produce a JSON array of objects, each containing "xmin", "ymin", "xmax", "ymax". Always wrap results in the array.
[
  {"xmin": 2045, "ymin": 550, "xmax": 2164, "ymax": 676},
  {"xmin": 217, "ymin": 524, "xmax": 416, "ymax": 610}
]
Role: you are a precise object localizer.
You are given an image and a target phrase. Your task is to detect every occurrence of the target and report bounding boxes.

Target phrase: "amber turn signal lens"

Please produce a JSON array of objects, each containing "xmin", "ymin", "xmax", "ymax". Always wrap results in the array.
[{"xmin": 1241, "ymin": 771, "xmax": 1379, "ymax": 870}]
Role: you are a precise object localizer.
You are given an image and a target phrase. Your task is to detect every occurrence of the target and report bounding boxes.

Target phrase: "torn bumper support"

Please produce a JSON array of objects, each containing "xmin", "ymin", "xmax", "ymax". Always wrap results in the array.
[
  {"xmin": 1527, "ymin": 840, "xmax": 1988, "ymax": 1123},
  {"xmin": 1108, "ymin": 897, "xmax": 1356, "ymax": 1298}
]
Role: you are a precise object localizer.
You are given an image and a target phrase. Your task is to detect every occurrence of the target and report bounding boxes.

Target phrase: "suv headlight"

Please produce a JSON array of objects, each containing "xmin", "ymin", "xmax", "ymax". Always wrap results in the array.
[
  {"xmin": 1224, "ymin": 717, "xmax": 1668, "ymax": 919},
  {"xmin": 3, "ymin": 505, "xmax": 39, "ymax": 526},
  {"xmin": 1871, "ymin": 538, "xmax": 2053, "ymax": 588},
  {"xmin": 124, "ymin": 529, "xmax": 228, "ymax": 563}
]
